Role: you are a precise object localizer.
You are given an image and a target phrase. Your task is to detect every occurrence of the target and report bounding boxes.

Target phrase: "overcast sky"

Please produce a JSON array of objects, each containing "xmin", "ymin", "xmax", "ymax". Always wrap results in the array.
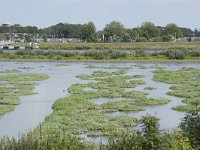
[{"xmin": 0, "ymin": 0, "xmax": 199, "ymax": 30}]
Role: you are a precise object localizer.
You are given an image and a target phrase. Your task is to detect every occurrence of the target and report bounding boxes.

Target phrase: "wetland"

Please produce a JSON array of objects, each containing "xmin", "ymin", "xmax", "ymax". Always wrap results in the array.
[{"xmin": 0, "ymin": 61, "xmax": 200, "ymax": 148}]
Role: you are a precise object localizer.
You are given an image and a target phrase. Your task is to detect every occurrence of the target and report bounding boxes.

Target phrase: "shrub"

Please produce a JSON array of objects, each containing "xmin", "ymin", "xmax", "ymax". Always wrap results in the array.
[
  {"xmin": 135, "ymin": 37, "xmax": 147, "ymax": 42},
  {"xmin": 180, "ymin": 111, "xmax": 200, "ymax": 148}
]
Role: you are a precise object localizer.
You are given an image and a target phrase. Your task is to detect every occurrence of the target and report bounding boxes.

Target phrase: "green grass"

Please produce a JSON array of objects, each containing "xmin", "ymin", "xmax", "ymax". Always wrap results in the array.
[
  {"xmin": 144, "ymin": 86, "xmax": 157, "ymax": 90},
  {"xmin": 56, "ymin": 63, "xmax": 70, "ymax": 67},
  {"xmin": 0, "ymin": 129, "xmax": 87, "ymax": 150},
  {"xmin": 153, "ymin": 68, "xmax": 200, "ymax": 112},
  {"xmin": 16, "ymin": 42, "xmax": 200, "ymax": 50},
  {"xmin": 2, "ymin": 48, "xmax": 200, "ymax": 62},
  {"xmin": 0, "ymin": 74, "xmax": 49, "ymax": 116},
  {"xmin": 1, "ymin": 69, "xmax": 21, "ymax": 73}
]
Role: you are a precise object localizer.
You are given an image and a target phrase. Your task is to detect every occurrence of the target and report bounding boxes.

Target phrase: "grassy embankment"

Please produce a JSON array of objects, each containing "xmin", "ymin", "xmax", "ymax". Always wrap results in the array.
[
  {"xmin": 0, "ymin": 73, "xmax": 49, "ymax": 116},
  {"xmin": 16, "ymin": 42, "xmax": 200, "ymax": 50},
  {"xmin": 153, "ymin": 68, "xmax": 200, "ymax": 112},
  {"xmin": 1, "ymin": 49, "xmax": 200, "ymax": 62},
  {"xmin": 0, "ymin": 42, "xmax": 200, "ymax": 61}
]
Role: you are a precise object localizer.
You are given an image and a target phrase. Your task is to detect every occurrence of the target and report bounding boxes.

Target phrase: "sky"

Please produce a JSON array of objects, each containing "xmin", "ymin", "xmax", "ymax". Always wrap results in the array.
[{"xmin": 0, "ymin": 0, "xmax": 199, "ymax": 30}]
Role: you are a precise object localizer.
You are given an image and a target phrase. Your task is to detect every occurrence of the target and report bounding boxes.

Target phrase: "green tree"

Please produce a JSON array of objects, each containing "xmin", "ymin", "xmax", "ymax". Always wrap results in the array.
[
  {"xmin": 194, "ymin": 28, "xmax": 200, "ymax": 36},
  {"xmin": 163, "ymin": 23, "xmax": 183, "ymax": 39},
  {"xmin": 0, "ymin": 33, "xmax": 6, "ymax": 41},
  {"xmin": 103, "ymin": 21, "xmax": 125, "ymax": 42},
  {"xmin": 125, "ymin": 28, "xmax": 139, "ymax": 41},
  {"xmin": 80, "ymin": 22, "xmax": 97, "ymax": 42},
  {"xmin": 140, "ymin": 22, "xmax": 160, "ymax": 40},
  {"xmin": 180, "ymin": 111, "xmax": 200, "ymax": 148},
  {"xmin": 0, "ymin": 26, "xmax": 11, "ymax": 33},
  {"xmin": 141, "ymin": 115, "xmax": 163, "ymax": 150},
  {"xmin": 171, "ymin": 131, "xmax": 192, "ymax": 150}
]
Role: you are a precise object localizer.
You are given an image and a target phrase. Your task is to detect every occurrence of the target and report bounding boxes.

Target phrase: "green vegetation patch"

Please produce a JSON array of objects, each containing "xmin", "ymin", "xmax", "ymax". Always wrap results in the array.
[
  {"xmin": 0, "ymin": 74, "xmax": 49, "ymax": 116},
  {"xmin": 153, "ymin": 68, "xmax": 200, "ymax": 112},
  {"xmin": 40, "ymin": 68, "xmax": 170, "ymax": 142},
  {"xmin": 1, "ymin": 69, "xmax": 21, "ymax": 73},
  {"xmin": 144, "ymin": 86, "xmax": 157, "ymax": 90},
  {"xmin": 56, "ymin": 63, "xmax": 70, "ymax": 67}
]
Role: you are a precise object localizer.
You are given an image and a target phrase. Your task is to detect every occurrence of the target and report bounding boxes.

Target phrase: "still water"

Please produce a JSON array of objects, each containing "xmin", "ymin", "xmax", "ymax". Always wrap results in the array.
[
  {"xmin": 0, "ymin": 61, "xmax": 199, "ymax": 140},
  {"xmin": 0, "ymin": 62, "xmax": 95, "ymax": 138}
]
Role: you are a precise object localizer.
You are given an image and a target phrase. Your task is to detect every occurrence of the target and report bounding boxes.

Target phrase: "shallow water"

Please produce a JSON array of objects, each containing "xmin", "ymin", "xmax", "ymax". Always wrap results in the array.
[
  {"xmin": 82, "ymin": 62, "xmax": 200, "ymax": 143},
  {"xmin": 0, "ymin": 61, "xmax": 200, "ymax": 140},
  {"xmin": 0, "ymin": 62, "xmax": 95, "ymax": 138},
  {"xmin": 111, "ymin": 66, "xmax": 186, "ymax": 130}
]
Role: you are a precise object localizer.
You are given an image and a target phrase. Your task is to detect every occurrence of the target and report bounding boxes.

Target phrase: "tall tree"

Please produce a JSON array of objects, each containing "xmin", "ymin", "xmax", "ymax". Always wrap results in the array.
[
  {"xmin": 163, "ymin": 23, "xmax": 183, "ymax": 38},
  {"xmin": 80, "ymin": 22, "xmax": 97, "ymax": 42},
  {"xmin": 103, "ymin": 21, "xmax": 125, "ymax": 42},
  {"xmin": 140, "ymin": 22, "xmax": 160, "ymax": 40}
]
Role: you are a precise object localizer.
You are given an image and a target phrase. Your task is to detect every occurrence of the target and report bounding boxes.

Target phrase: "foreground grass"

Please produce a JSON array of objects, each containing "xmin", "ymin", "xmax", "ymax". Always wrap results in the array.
[
  {"xmin": 0, "ymin": 116, "xmax": 193, "ymax": 150},
  {"xmin": 153, "ymin": 68, "xmax": 200, "ymax": 112},
  {"xmin": 0, "ymin": 129, "xmax": 86, "ymax": 150},
  {"xmin": 0, "ymin": 74, "xmax": 49, "ymax": 116}
]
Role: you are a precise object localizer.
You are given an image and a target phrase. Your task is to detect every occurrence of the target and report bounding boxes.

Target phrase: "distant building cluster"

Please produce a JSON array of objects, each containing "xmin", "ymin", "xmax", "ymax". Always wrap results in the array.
[{"xmin": 2, "ymin": 23, "xmax": 22, "ymax": 27}]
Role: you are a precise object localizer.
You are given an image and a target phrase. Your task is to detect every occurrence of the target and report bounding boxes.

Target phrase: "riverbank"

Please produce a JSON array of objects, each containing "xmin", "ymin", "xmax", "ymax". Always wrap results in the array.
[
  {"xmin": 1, "ymin": 48, "xmax": 200, "ymax": 62},
  {"xmin": 15, "ymin": 42, "xmax": 200, "ymax": 50}
]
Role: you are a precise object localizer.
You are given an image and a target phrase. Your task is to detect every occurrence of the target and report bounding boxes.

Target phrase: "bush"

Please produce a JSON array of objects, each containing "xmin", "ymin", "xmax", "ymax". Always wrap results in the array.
[
  {"xmin": 15, "ymin": 50, "xmax": 34, "ymax": 55},
  {"xmin": 110, "ymin": 50, "xmax": 127, "ymax": 59},
  {"xmin": 0, "ymin": 49, "xmax": 3, "ymax": 54},
  {"xmin": 180, "ymin": 111, "xmax": 200, "ymax": 148},
  {"xmin": 165, "ymin": 50, "xmax": 188, "ymax": 59},
  {"xmin": 153, "ymin": 37, "xmax": 163, "ymax": 42},
  {"xmin": 135, "ymin": 50, "xmax": 146, "ymax": 57},
  {"xmin": 162, "ymin": 35, "xmax": 172, "ymax": 42},
  {"xmin": 135, "ymin": 37, "xmax": 147, "ymax": 42},
  {"xmin": 101, "ymin": 115, "xmax": 192, "ymax": 150}
]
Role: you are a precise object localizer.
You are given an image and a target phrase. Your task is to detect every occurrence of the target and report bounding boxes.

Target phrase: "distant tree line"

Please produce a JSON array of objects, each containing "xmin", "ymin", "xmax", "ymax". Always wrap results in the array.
[{"xmin": 0, "ymin": 21, "xmax": 199, "ymax": 42}]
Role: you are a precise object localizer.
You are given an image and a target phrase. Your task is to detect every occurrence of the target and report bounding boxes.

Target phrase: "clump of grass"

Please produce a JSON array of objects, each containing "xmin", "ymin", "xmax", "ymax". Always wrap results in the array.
[
  {"xmin": 0, "ymin": 128, "xmax": 86, "ymax": 150},
  {"xmin": 0, "ymin": 74, "xmax": 49, "ymax": 116},
  {"xmin": 144, "ymin": 86, "xmax": 157, "ymax": 90},
  {"xmin": 2, "ymin": 69, "xmax": 21, "ymax": 73},
  {"xmin": 153, "ymin": 68, "xmax": 200, "ymax": 112},
  {"xmin": 56, "ymin": 63, "xmax": 70, "ymax": 67}
]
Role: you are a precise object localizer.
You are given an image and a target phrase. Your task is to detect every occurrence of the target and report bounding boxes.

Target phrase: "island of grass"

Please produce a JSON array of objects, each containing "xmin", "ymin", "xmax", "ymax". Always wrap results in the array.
[
  {"xmin": 153, "ymin": 68, "xmax": 200, "ymax": 112},
  {"xmin": 0, "ymin": 74, "xmax": 49, "ymax": 116}
]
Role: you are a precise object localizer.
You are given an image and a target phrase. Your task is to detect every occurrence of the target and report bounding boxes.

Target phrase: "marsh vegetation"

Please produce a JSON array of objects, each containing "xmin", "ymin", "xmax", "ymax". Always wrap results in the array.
[
  {"xmin": 154, "ymin": 68, "xmax": 200, "ymax": 112},
  {"xmin": 0, "ymin": 74, "xmax": 49, "ymax": 116},
  {"xmin": 2, "ymin": 48, "xmax": 200, "ymax": 61},
  {"xmin": 0, "ymin": 62, "xmax": 200, "ymax": 149}
]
